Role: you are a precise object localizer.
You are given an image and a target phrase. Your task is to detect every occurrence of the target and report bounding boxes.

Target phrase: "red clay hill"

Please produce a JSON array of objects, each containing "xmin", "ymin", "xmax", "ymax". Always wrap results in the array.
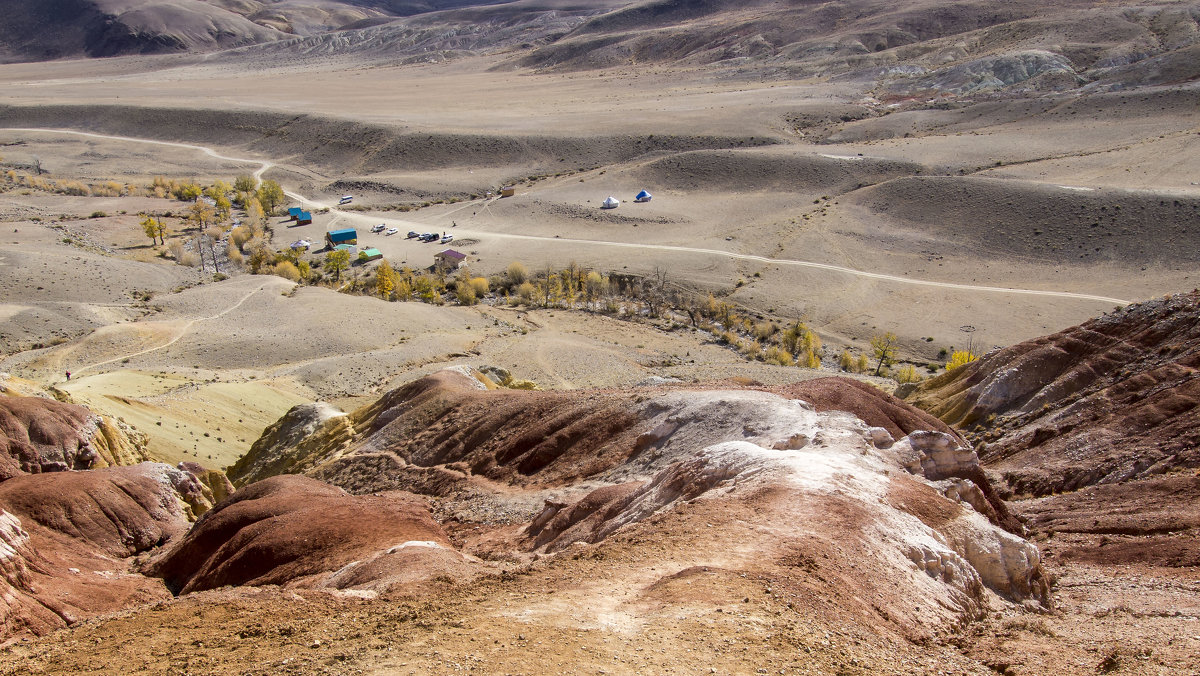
[
  {"xmin": 0, "ymin": 388, "xmax": 227, "ymax": 640},
  {"xmin": 908, "ymin": 290, "xmax": 1200, "ymax": 567}
]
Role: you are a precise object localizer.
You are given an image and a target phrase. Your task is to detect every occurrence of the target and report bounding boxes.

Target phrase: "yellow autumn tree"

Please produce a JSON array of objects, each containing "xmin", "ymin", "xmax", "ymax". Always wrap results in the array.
[
  {"xmin": 946, "ymin": 350, "xmax": 978, "ymax": 371},
  {"xmin": 870, "ymin": 332, "xmax": 898, "ymax": 376},
  {"xmin": 376, "ymin": 260, "xmax": 396, "ymax": 300},
  {"xmin": 325, "ymin": 249, "xmax": 351, "ymax": 282},
  {"xmin": 140, "ymin": 214, "xmax": 162, "ymax": 246},
  {"xmin": 256, "ymin": 179, "xmax": 285, "ymax": 215}
]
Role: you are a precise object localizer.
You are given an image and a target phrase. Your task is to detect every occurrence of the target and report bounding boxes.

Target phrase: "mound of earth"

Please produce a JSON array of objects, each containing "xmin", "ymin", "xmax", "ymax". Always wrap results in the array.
[
  {"xmin": 146, "ymin": 474, "xmax": 483, "ymax": 594},
  {"xmin": 775, "ymin": 376, "xmax": 961, "ymax": 441},
  {"xmin": 234, "ymin": 369, "xmax": 1047, "ymax": 622},
  {"xmin": 0, "ymin": 462, "xmax": 218, "ymax": 639},
  {"xmin": 0, "ymin": 392, "xmax": 150, "ymax": 481},
  {"xmin": 907, "ymin": 290, "xmax": 1200, "ymax": 565}
]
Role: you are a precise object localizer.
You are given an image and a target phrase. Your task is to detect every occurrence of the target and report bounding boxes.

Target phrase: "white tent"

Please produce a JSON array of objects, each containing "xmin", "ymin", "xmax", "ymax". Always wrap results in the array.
[{"xmin": 602, "ymin": 196, "xmax": 620, "ymax": 209}]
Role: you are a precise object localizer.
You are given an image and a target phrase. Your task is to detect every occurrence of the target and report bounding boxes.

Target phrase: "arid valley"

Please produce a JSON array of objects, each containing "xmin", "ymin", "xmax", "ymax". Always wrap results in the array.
[{"xmin": 0, "ymin": 1, "xmax": 1198, "ymax": 673}]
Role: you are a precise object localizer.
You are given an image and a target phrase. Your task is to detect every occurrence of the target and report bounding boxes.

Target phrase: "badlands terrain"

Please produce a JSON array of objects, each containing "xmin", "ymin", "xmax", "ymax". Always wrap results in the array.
[{"xmin": 0, "ymin": 0, "xmax": 1199, "ymax": 673}]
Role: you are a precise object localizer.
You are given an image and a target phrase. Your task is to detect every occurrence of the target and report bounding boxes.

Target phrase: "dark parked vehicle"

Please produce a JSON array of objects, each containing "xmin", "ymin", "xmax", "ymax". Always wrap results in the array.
[
  {"xmin": 406, "ymin": 231, "xmax": 419, "ymax": 239},
  {"xmin": 420, "ymin": 233, "xmax": 438, "ymax": 242}
]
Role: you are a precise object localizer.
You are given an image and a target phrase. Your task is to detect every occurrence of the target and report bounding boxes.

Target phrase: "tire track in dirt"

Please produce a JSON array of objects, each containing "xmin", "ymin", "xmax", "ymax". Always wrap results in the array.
[
  {"xmin": 3, "ymin": 128, "xmax": 276, "ymax": 184},
  {"xmin": 71, "ymin": 282, "xmax": 269, "ymax": 376}
]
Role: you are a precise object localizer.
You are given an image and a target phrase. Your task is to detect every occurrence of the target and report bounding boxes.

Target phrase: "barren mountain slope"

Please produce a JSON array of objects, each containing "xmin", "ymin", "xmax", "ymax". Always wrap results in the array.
[
  {"xmin": 2, "ymin": 369, "xmax": 1052, "ymax": 671},
  {"xmin": 0, "ymin": 0, "xmax": 287, "ymax": 61},
  {"xmin": 907, "ymin": 290, "xmax": 1200, "ymax": 570},
  {"xmin": 0, "ymin": 0, "xmax": 618, "ymax": 62},
  {"xmin": 4, "ymin": 0, "xmax": 1199, "ymax": 100}
]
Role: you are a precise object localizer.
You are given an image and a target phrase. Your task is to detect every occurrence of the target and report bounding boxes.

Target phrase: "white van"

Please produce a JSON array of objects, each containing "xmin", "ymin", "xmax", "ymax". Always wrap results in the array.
[{"xmin": 339, "ymin": 195, "xmax": 353, "ymax": 204}]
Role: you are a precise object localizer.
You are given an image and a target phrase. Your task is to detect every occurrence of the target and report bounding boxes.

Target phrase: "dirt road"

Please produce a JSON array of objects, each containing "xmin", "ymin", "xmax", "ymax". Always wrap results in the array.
[{"xmin": 4, "ymin": 127, "xmax": 1132, "ymax": 306}]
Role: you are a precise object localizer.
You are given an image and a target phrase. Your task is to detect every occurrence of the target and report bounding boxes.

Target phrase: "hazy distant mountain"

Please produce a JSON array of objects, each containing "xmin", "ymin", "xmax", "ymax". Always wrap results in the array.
[
  {"xmin": 0, "ymin": 0, "xmax": 516, "ymax": 61},
  {"xmin": 0, "ymin": 0, "xmax": 283, "ymax": 60},
  {"xmin": 2, "ymin": 0, "xmax": 1198, "ymax": 96}
]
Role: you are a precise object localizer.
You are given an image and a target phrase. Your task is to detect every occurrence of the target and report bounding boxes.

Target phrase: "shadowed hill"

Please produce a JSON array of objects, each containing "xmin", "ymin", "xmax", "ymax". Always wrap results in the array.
[
  {"xmin": 0, "ymin": 0, "xmax": 287, "ymax": 61},
  {"xmin": 633, "ymin": 148, "xmax": 923, "ymax": 194},
  {"xmin": 846, "ymin": 175, "xmax": 1200, "ymax": 266}
]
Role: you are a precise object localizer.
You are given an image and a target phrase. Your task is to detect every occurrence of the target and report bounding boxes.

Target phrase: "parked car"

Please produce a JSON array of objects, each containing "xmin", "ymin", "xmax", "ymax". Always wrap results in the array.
[
  {"xmin": 406, "ymin": 231, "xmax": 419, "ymax": 239},
  {"xmin": 420, "ymin": 233, "xmax": 438, "ymax": 242},
  {"xmin": 385, "ymin": 227, "xmax": 399, "ymax": 235},
  {"xmin": 440, "ymin": 234, "xmax": 454, "ymax": 243},
  {"xmin": 371, "ymin": 223, "xmax": 386, "ymax": 233}
]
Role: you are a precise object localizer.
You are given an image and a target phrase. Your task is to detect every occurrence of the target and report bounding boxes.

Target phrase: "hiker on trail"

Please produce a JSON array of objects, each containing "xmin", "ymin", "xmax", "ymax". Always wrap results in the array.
[{"xmin": 66, "ymin": 371, "xmax": 71, "ymax": 381}]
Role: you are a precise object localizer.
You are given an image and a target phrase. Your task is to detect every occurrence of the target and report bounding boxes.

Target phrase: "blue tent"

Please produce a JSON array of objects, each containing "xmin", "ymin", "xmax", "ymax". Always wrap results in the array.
[{"xmin": 635, "ymin": 190, "xmax": 652, "ymax": 202}]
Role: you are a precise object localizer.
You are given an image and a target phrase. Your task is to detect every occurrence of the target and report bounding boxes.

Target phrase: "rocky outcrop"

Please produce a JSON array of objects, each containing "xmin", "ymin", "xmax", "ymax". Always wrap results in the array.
[
  {"xmin": 908, "ymin": 291, "xmax": 1200, "ymax": 566},
  {"xmin": 146, "ymin": 475, "xmax": 481, "ymax": 595},
  {"xmin": 178, "ymin": 461, "xmax": 235, "ymax": 507},
  {"xmin": 0, "ymin": 394, "xmax": 151, "ymax": 481},
  {"xmin": 880, "ymin": 50, "xmax": 1083, "ymax": 98},
  {"xmin": 222, "ymin": 368, "xmax": 1049, "ymax": 636},
  {"xmin": 226, "ymin": 402, "xmax": 352, "ymax": 487},
  {"xmin": 908, "ymin": 291, "xmax": 1200, "ymax": 496},
  {"xmin": 507, "ymin": 405, "xmax": 1049, "ymax": 612}
]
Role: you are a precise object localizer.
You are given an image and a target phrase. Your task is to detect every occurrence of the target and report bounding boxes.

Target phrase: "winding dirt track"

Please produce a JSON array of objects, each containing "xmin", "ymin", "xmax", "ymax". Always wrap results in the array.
[
  {"xmin": 70, "ymin": 282, "xmax": 269, "ymax": 376},
  {"xmin": 4, "ymin": 127, "xmax": 1132, "ymax": 306}
]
